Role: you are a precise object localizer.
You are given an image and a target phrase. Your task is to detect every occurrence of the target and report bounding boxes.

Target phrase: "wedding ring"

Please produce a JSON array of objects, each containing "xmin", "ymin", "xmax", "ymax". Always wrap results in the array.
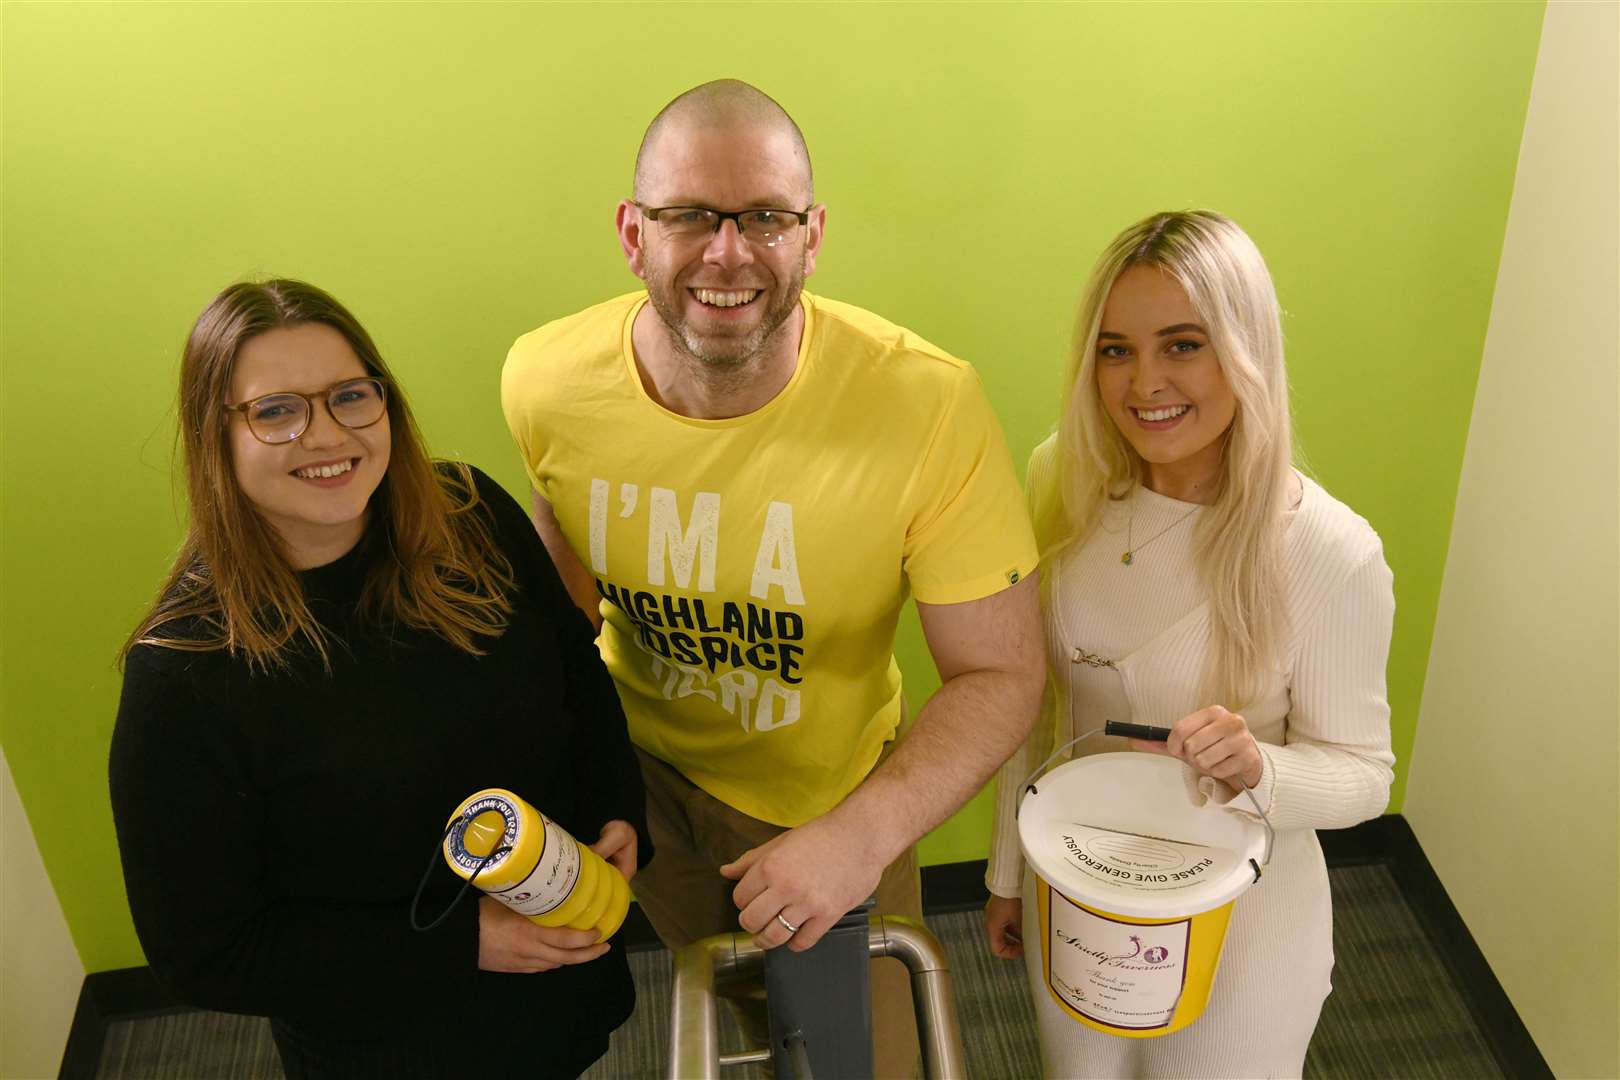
[{"xmin": 775, "ymin": 913, "xmax": 800, "ymax": 935}]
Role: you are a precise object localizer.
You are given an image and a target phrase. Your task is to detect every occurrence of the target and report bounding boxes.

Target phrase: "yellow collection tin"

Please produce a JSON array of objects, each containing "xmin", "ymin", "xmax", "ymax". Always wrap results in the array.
[{"xmin": 443, "ymin": 788, "xmax": 630, "ymax": 941}]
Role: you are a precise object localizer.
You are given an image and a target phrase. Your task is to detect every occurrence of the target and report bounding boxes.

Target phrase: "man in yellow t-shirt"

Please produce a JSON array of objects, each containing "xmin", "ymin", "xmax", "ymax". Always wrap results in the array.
[{"xmin": 501, "ymin": 79, "xmax": 1043, "ymax": 1073}]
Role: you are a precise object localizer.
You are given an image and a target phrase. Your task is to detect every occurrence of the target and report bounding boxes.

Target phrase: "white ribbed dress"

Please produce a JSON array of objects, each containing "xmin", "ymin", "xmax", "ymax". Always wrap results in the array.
[{"xmin": 986, "ymin": 440, "xmax": 1396, "ymax": 1079}]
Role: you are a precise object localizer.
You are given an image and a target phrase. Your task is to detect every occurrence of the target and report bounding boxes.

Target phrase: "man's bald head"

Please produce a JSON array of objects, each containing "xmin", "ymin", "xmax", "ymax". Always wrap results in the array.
[{"xmin": 633, "ymin": 79, "xmax": 813, "ymax": 204}]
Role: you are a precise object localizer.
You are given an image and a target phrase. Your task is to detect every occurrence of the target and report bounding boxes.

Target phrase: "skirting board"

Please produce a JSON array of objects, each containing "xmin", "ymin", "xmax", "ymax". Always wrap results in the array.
[{"xmin": 57, "ymin": 814, "xmax": 1550, "ymax": 1079}]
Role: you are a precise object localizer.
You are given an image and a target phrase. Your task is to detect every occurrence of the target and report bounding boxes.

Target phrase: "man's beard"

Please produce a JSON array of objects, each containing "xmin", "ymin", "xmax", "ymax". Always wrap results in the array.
[{"xmin": 644, "ymin": 261, "xmax": 805, "ymax": 371}]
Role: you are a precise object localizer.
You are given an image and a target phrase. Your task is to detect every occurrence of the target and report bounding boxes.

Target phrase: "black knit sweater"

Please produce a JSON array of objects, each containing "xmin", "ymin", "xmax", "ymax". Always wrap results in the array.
[{"xmin": 109, "ymin": 465, "xmax": 649, "ymax": 1075}]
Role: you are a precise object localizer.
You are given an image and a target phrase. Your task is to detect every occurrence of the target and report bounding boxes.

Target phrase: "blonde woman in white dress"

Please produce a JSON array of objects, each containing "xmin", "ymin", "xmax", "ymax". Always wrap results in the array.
[{"xmin": 983, "ymin": 210, "xmax": 1396, "ymax": 1079}]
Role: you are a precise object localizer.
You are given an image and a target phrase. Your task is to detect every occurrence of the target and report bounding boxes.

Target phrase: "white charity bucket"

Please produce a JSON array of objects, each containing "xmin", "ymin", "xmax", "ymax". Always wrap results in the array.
[{"xmin": 1018, "ymin": 752, "xmax": 1267, "ymax": 1038}]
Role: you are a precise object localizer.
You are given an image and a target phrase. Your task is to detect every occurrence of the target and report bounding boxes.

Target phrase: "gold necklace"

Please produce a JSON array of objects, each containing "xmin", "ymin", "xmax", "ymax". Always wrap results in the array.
[{"xmin": 1121, "ymin": 503, "xmax": 1200, "ymax": 565}]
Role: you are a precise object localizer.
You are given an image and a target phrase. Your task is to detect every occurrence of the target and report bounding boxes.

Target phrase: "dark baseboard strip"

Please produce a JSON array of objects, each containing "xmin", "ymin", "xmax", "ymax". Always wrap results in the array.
[
  {"xmin": 57, "ymin": 983, "xmax": 105, "ymax": 1080},
  {"xmin": 922, "ymin": 857, "xmax": 992, "ymax": 912},
  {"xmin": 61, "ymin": 815, "xmax": 1550, "ymax": 1080},
  {"xmin": 922, "ymin": 816, "xmax": 1423, "ymax": 915},
  {"xmin": 1317, "ymin": 814, "xmax": 1397, "ymax": 865},
  {"xmin": 1361, "ymin": 815, "xmax": 1553, "ymax": 1080},
  {"xmin": 59, "ymin": 966, "xmax": 182, "ymax": 1080}
]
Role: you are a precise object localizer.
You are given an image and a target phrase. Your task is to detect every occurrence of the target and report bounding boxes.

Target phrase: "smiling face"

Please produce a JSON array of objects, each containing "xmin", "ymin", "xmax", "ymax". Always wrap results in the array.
[
  {"xmin": 1094, "ymin": 264, "xmax": 1237, "ymax": 501},
  {"xmin": 622, "ymin": 119, "xmax": 823, "ymax": 369},
  {"xmin": 226, "ymin": 322, "xmax": 391, "ymax": 567}
]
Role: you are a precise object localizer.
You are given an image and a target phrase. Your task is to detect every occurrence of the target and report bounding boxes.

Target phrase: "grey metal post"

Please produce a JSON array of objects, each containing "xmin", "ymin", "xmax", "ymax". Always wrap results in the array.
[
  {"xmin": 667, "ymin": 915, "xmax": 968, "ymax": 1079},
  {"xmin": 765, "ymin": 901, "xmax": 875, "ymax": 1078}
]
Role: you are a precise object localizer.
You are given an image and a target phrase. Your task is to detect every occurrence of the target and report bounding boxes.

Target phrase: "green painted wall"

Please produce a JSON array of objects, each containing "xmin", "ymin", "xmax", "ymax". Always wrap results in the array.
[{"xmin": 1, "ymin": 2, "xmax": 1542, "ymax": 972}]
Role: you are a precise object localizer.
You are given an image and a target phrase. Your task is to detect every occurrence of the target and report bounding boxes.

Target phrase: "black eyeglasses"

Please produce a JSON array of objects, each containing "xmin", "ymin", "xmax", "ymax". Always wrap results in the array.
[
  {"xmin": 635, "ymin": 202, "xmax": 812, "ymax": 248},
  {"xmin": 224, "ymin": 377, "xmax": 388, "ymax": 445}
]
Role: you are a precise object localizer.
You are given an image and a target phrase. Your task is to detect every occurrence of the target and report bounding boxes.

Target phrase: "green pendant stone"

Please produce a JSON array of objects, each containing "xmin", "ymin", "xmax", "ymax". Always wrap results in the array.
[{"xmin": 1121, "ymin": 551, "xmax": 1133, "ymax": 565}]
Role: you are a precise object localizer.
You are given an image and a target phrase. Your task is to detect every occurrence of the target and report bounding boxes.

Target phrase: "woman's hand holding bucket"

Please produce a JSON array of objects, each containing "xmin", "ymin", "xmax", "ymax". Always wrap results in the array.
[{"xmin": 1128, "ymin": 705, "xmax": 1263, "ymax": 789}]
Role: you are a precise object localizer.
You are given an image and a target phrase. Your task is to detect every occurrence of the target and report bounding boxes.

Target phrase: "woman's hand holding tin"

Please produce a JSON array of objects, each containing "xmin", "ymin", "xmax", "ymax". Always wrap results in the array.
[
  {"xmin": 477, "ymin": 897, "xmax": 611, "ymax": 973},
  {"xmin": 589, "ymin": 819, "xmax": 638, "ymax": 882},
  {"xmin": 1130, "ymin": 705, "xmax": 1263, "ymax": 789}
]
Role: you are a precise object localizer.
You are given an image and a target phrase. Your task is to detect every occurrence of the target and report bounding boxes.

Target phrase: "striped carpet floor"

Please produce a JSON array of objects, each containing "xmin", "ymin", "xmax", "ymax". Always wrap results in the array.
[{"xmin": 96, "ymin": 863, "xmax": 1500, "ymax": 1079}]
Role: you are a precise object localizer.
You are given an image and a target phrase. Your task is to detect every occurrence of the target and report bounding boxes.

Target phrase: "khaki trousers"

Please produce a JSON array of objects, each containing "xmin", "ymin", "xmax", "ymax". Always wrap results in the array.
[{"xmin": 633, "ymin": 748, "xmax": 922, "ymax": 1079}]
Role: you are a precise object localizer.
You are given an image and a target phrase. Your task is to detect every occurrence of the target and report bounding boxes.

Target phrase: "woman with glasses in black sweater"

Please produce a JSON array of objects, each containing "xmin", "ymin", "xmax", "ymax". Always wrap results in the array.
[{"xmin": 110, "ymin": 279, "xmax": 649, "ymax": 1078}]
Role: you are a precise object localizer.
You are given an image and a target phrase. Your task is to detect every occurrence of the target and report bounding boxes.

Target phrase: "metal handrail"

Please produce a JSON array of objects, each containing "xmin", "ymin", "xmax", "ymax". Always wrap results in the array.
[
  {"xmin": 869, "ymin": 916, "xmax": 965, "ymax": 1080},
  {"xmin": 668, "ymin": 914, "xmax": 967, "ymax": 1079}
]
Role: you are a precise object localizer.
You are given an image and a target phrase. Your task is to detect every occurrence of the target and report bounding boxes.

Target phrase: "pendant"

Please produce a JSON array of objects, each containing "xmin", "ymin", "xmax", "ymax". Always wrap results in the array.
[{"xmin": 1121, "ymin": 551, "xmax": 1133, "ymax": 566}]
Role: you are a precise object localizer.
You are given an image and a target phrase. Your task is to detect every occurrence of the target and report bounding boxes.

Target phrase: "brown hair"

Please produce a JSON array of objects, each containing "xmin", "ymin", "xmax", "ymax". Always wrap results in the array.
[{"xmin": 124, "ymin": 279, "xmax": 514, "ymax": 671}]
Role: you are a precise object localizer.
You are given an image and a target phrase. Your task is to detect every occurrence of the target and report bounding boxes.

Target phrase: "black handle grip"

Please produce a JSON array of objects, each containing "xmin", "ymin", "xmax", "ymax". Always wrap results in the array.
[{"xmin": 1105, "ymin": 720, "xmax": 1172, "ymax": 742}]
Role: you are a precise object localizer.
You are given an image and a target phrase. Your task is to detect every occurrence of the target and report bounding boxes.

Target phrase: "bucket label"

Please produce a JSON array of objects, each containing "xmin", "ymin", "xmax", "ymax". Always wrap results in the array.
[
  {"xmin": 1047, "ymin": 889, "xmax": 1189, "ymax": 1030},
  {"xmin": 1054, "ymin": 822, "xmax": 1237, "ymax": 893},
  {"xmin": 489, "ymin": 816, "xmax": 581, "ymax": 917}
]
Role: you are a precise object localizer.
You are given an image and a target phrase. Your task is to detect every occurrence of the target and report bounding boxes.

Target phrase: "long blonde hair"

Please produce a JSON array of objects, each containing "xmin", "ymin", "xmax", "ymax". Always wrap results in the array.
[
  {"xmin": 1049, "ymin": 211, "xmax": 1292, "ymax": 709},
  {"xmin": 124, "ymin": 279, "xmax": 515, "ymax": 672}
]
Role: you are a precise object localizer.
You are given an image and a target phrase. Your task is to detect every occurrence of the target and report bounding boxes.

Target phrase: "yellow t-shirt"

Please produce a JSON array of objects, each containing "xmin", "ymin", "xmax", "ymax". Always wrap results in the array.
[{"xmin": 502, "ymin": 291, "xmax": 1038, "ymax": 827}]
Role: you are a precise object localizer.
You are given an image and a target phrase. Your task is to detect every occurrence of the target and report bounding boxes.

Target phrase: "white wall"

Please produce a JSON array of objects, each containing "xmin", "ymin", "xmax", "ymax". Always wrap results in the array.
[
  {"xmin": 1, "ymin": 744, "xmax": 86, "ymax": 1080},
  {"xmin": 1405, "ymin": 4, "xmax": 1620, "ymax": 1078}
]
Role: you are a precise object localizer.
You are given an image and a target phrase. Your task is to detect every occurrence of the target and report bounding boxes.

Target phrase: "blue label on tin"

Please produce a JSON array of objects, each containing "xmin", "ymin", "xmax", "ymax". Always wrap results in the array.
[{"xmin": 446, "ymin": 795, "xmax": 520, "ymax": 874}]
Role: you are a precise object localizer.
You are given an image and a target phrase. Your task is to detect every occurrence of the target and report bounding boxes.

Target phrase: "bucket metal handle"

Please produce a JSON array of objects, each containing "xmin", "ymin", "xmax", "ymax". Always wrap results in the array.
[{"xmin": 1017, "ymin": 727, "xmax": 1275, "ymax": 877}]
